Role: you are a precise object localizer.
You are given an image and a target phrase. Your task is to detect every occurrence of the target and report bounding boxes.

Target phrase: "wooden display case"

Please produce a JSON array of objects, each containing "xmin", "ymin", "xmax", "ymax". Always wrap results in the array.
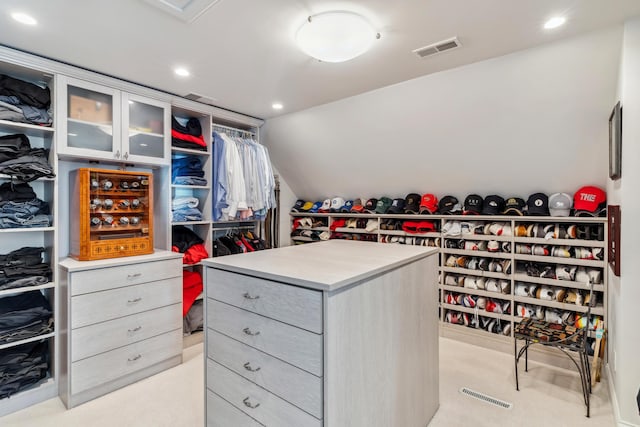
[{"xmin": 70, "ymin": 168, "xmax": 154, "ymax": 260}]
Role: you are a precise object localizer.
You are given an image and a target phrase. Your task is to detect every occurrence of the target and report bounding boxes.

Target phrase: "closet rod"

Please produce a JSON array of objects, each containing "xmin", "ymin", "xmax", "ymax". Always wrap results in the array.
[
  {"xmin": 212, "ymin": 123, "xmax": 256, "ymax": 137},
  {"xmin": 212, "ymin": 225, "xmax": 256, "ymax": 232}
]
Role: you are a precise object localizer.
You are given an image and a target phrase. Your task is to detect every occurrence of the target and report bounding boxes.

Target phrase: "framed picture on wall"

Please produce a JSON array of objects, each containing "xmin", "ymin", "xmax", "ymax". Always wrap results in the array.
[{"xmin": 609, "ymin": 101, "xmax": 622, "ymax": 180}]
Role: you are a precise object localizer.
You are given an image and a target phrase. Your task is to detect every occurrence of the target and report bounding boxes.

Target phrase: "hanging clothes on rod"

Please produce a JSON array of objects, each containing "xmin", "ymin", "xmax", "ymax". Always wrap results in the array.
[{"xmin": 212, "ymin": 129, "xmax": 275, "ymax": 222}]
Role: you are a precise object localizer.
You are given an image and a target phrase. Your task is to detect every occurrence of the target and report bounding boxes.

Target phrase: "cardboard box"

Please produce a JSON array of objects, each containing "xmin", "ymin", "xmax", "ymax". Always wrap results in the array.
[{"xmin": 69, "ymin": 95, "xmax": 112, "ymax": 124}]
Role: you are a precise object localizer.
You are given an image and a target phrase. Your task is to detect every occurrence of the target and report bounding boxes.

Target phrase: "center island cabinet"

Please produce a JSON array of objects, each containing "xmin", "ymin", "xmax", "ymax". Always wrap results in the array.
[{"xmin": 202, "ymin": 240, "xmax": 440, "ymax": 427}]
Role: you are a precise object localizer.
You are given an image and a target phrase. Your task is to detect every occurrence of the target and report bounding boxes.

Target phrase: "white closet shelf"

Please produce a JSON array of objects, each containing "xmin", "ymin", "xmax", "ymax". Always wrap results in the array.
[
  {"xmin": 0, "ymin": 119, "xmax": 54, "ymax": 136},
  {"xmin": 513, "ymin": 295, "xmax": 605, "ymax": 316},
  {"xmin": 442, "ymin": 284, "xmax": 509, "ymax": 299},
  {"xmin": 0, "ymin": 227, "xmax": 55, "ymax": 233},
  {"xmin": 0, "ymin": 175, "xmax": 55, "ymax": 182},
  {"xmin": 379, "ymin": 230, "xmax": 440, "ymax": 238},
  {"xmin": 334, "ymin": 227, "xmax": 375, "ymax": 234},
  {"xmin": 441, "ymin": 248, "xmax": 512, "ymax": 259},
  {"xmin": 441, "ymin": 303, "xmax": 511, "ymax": 321},
  {"xmin": 0, "ymin": 282, "xmax": 55, "ymax": 297},
  {"xmin": 172, "ymin": 221, "xmax": 210, "ymax": 226},
  {"xmin": 512, "ymin": 274, "xmax": 604, "ymax": 291},
  {"xmin": 296, "ymin": 226, "xmax": 329, "ymax": 232},
  {"xmin": 513, "ymin": 236, "xmax": 606, "ymax": 248},
  {"xmin": 171, "ymin": 146, "xmax": 210, "ymax": 156},
  {"xmin": 0, "ymin": 332, "xmax": 55, "ymax": 351},
  {"xmin": 441, "ymin": 266, "xmax": 510, "ymax": 279},
  {"xmin": 171, "ymin": 184, "xmax": 208, "ymax": 190},
  {"xmin": 514, "ymin": 254, "xmax": 604, "ymax": 267}
]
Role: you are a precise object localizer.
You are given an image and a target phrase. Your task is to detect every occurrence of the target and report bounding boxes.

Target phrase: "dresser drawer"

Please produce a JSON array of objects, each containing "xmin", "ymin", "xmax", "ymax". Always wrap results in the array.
[
  {"xmin": 207, "ymin": 269, "xmax": 323, "ymax": 333},
  {"xmin": 208, "ymin": 329, "xmax": 322, "ymax": 418},
  {"xmin": 208, "ymin": 300, "xmax": 323, "ymax": 376},
  {"xmin": 72, "ymin": 303, "xmax": 181, "ymax": 362},
  {"xmin": 70, "ymin": 258, "xmax": 182, "ymax": 296},
  {"xmin": 207, "ymin": 391, "xmax": 263, "ymax": 427},
  {"xmin": 71, "ymin": 329, "xmax": 182, "ymax": 394},
  {"xmin": 71, "ymin": 277, "xmax": 181, "ymax": 329},
  {"xmin": 207, "ymin": 359, "xmax": 322, "ymax": 427}
]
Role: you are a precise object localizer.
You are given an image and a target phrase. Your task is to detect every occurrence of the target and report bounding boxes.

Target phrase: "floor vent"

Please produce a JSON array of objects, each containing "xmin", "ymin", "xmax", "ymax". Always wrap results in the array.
[
  {"xmin": 413, "ymin": 37, "xmax": 461, "ymax": 58},
  {"xmin": 459, "ymin": 387, "xmax": 513, "ymax": 409}
]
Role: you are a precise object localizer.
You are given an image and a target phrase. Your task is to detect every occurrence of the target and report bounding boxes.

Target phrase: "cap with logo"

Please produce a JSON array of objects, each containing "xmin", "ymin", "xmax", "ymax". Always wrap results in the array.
[
  {"xmin": 548, "ymin": 193, "xmax": 573, "ymax": 217},
  {"xmin": 439, "ymin": 196, "xmax": 462, "ymax": 215},
  {"xmin": 526, "ymin": 193, "xmax": 549, "ymax": 216},
  {"xmin": 351, "ymin": 198, "xmax": 365, "ymax": 213},
  {"xmin": 375, "ymin": 197, "xmax": 393, "ymax": 214},
  {"xmin": 308, "ymin": 201, "xmax": 323, "ymax": 213},
  {"xmin": 387, "ymin": 198, "xmax": 406, "ymax": 214},
  {"xmin": 503, "ymin": 197, "xmax": 526, "ymax": 216},
  {"xmin": 330, "ymin": 197, "xmax": 346, "ymax": 212},
  {"xmin": 319, "ymin": 199, "xmax": 332, "ymax": 213},
  {"xmin": 463, "ymin": 194, "xmax": 483, "ymax": 215},
  {"xmin": 482, "ymin": 195, "xmax": 505, "ymax": 215},
  {"xmin": 364, "ymin": 198, "xmax": 378, "ymax": 213},
  {"xmin": 291, "ymin": 199, "xmax": 305, "ymax": 212},
  {"xmin": 340, "ymin": 200, "xmax": 354, "ymax": 212},
  {"xmin": 573, "ymin": 186, "xmax": 606, "ymax": 217},
  {"xmin": 419, "ymin": 194, "xmax": 439, "ymax": 214},
  {"xmin": 404, "ymin": 193, "xmax": 421, "ymax": 214}
]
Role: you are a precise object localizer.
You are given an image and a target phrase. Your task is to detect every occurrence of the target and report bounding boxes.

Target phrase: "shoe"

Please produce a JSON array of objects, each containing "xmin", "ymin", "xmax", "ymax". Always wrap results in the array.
[
  {"xmin": 515, "ymin": 244, "xmax": 532, "ymax": 254},
  {"xmin": 486, "ymin": 279, "xmax": 499, "ymax": 293},
  {"xmin": 487, "ymin": 240, "xmax": 499, "ymax": 252},
  {"xmin": 536, "ymin": 286, "xmax": 555, "ymax": 300},
  {"xmin": 478, "ymin": 258, "xmax": 490, "ymax": 271},
  {"xmin": 551, "ymin": 246, "xmax": 571, "ymax": 258},
  {"xmin": 462, "ymin": 295, "xmax": 477, "ymax": 308},
  {"xmin": 532, "ymin": 245, "xmax": 550, "ymax": 256},
  {"xmin": 499, "ymin": 280, "xmax": 511, "ymax": 294},
  {"xmin": 477, "ymin": 297, "xmax": 487, "ymax": 309},
  {"xmin": 555, "ymin": 265, "xmax": 577, "ymax": 281}
]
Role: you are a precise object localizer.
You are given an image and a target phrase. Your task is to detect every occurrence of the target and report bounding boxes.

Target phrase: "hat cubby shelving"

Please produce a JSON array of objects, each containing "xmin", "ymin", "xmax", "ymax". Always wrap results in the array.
[
  {"xmin": 290, "ymin": 211, "xmax": 608, "ymax": 366},
  {"xmin": 0, "ymin": 59, "xmax": 58, "ymax": 416}
]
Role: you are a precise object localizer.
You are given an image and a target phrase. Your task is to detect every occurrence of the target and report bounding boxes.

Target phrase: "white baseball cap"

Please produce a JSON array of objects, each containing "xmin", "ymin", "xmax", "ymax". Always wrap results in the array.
[
  {"xmin": 548, "ymin": 193, "xmax": 573, "ymax": 217},
  {"xmin": 330, "ymin": 197, "xmax": 345, "ymax": 211}
]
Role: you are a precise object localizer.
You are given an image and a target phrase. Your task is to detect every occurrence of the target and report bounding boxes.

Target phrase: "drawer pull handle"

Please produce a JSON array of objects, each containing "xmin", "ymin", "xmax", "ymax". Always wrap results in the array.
[
  {"xmin": 243, "ymin": 362, "xmax": 261, "ymax": 372},
  {"xmin": 127, "ymin": 297, "xmax": 142, "ymax": 304},
  {"xmin": 243, "ymin": 292, "xmax": 260, "ymax": 300},
  {"xmin": 243, "ymin": 327, "xmax": 260, "ymax": 336},
  {"xmin": 127, "ymin": 273, "xmax": 142, "ymax": 279},
  {"xmin": 127, "ymin": 354, "xmax": 142, "ymax": 362},
  {"xmin": 128, "ymin": 326, "xmax": 142, "ymax": 333},
  {"xmin": 243, "ymin": 397, "xmax": 260, "ymax": 409}
]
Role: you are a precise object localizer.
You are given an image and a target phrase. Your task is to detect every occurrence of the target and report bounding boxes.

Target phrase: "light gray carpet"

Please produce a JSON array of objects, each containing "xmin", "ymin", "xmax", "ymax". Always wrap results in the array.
[{"xmin": 0, "ymin": 337, "xmax": 614, "ymax": 426}]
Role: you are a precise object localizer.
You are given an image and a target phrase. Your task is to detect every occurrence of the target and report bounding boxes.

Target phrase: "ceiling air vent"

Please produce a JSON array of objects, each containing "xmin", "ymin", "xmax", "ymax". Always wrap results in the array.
[
  {"xmin": 184, "ymin": 92, "xmax": 216, "ymax": 105},
  {"xmin": 413, "ymin": 37, "xmax": 461, "ymax": 59},
  {"xmin": 141, "ymin": 0, "xmax": 222, "ymax": 23}
]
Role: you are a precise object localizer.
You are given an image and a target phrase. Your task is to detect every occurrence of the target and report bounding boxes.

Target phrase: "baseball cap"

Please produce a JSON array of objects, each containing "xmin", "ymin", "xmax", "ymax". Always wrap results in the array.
[
  {"xmin": 526, "ymin": 193, "xmax": 549, "ymax": 216},
  {"xmin": 340, "ymin": 200, "xmax": 354, "ymax": 212},
  {"xmin": 573, "ymin": 186, "xmax": 606, "ymax": 217},
  {"xmin": 351, "ymin": 198, "xmax": 365, "ymax": 213},
  {"xmin": 463, "ymin": 194, "xmax": 483, "ymax": 215},
  {"xmin": 548, "ymin": 193, "xmax": 573, "ymax": 217},
  {"xmin": 439, "ymin": 196, "xmax": 462, "ymax": 215},
  {"xmin": 308, "ymin": 201, "xmax": 323, "ymax": 213},
  {"xmin": 319, "ymin": 199, "xmax": 331, "ymax": 213},
  {"xmin": 375, "ymin": 197, "xmax": 393, "ymax": 214},
  {"xmin": 364, "ymin": 198, "xmax": 378, "ymax": 213},
  {"xmin": 291, "ymin": 199, "xmax": 305, "ymax": 212},
  {"xmin": 387, "ymin": 198, "xmax": 406, "ymax": 214},
  {"xmin": 404, "ymin": 193, "xmax": 421, "ymax": 214},
  {"xmin": 503, "ymin": 197, "xmax": 526, "ymax": 216},
  {"xmin": 330, "ymin": 197, "xmax": 345, "ymax": 212},
  {"xmin": 482, "ymin": 195, "xmax": 505, "ymax": 215},
  {"xmin": 301, "ymin": 201, "xmax": 314, "ymax": 212},
  {"xmin": 419, "ymin": 194, "xmax": 438, "ymax": 214}
]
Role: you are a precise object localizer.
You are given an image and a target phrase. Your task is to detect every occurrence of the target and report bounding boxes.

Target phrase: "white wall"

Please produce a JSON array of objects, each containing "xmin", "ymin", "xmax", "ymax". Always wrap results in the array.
[
  {"xmin": 263, "ymin": 27, "xmax": 622, "ymax": 202},
  {"xmin": 607, "ymin": 17, "xmax": 640, "ymax": 427}
]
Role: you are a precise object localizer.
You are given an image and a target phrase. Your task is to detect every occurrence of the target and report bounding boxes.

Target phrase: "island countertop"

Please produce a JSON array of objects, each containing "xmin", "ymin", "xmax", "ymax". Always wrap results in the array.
[{"xmin": 201, "ymin": 240, "xmax": 438, "ymax": 292}]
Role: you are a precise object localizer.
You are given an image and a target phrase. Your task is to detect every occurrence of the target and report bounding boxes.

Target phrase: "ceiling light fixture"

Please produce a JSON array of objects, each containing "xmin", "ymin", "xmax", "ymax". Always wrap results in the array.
[
  {"xmin": 174, "ymin": 67, "xmax": 190, "ymax": 77},
  {"xmin": 272, "ymin": 103, "xmax": 283, "ymax": 110},
  {"xmin": 11, "ymin": 12, "xmax": 37, "ymax": 26},
  {"xmin": 544, "ymin": 16, "xmax": 566, "ymax": 30},
  {"xmin": 295, "ymin": 11, "xmax": 380, "ymax": 63}
]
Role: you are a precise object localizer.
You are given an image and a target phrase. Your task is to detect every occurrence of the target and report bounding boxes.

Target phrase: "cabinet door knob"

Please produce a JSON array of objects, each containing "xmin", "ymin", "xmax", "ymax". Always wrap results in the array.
[
  {"xmin": 243, "ymin": 362, "xmax": 261, "ymax": 372},
  {"xmin": 242, "ymin": 397, "xmax": 260, "ymax": 409},
  {"xmin": 127, "ymin": 354, "xmax": 142, "ymax": 362},
  {"xmin": 242, "ymin": 327, "xmax": 260, "ymax": 336},
  {"xmin": 128, "ymin": 326, "xmax": 142, "ymax": 333},
  {"xmin": 127, "ymin": 297, "xmax": 142, "ymax": 304},
  {"xmin": 115, "ymin": 150, "xmax": 121, "ymax": 159},
  {"xmin": 123, "ymin": 152, "xmax": 129, "ymax": 160},
  {"xmin": 242, "ymin": 292, "xmax": 260, "ymax": 300}
]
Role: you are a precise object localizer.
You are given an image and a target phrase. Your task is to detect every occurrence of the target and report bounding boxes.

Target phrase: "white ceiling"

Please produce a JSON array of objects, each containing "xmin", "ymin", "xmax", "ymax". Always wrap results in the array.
[{"xmin": 1, "ymin": 0, "xmax": 639, "ymax": 119}]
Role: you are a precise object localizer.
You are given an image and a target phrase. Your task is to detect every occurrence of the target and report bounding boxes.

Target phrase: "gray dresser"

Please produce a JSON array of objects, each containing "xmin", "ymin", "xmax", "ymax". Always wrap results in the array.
[
  {"xmin": 203, "ymin": 240, "xmax": 439, "ymax": 427},
  {"xmin": 58, "ymin": 251, "xmax": 183, "ymax": 408}
]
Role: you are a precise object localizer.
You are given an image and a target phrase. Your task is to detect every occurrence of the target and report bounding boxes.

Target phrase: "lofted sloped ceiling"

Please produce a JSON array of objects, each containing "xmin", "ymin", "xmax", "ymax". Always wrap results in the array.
[{"xmin": 0, "ymin": 0, "xmax": 639, "ymax": 119}]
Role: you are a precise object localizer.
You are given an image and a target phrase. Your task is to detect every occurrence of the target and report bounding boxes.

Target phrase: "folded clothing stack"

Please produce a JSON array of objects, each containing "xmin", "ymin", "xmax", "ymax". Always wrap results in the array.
[
  {"xmin": 171, "ymin": 225, "xmax": 209, "ymax": 265},
  {"xmin": 0, "ymin": 74, "xmax": 52, "ymax": 126},
  {"xmin": 0, "ymin": 247, "xmax": 51, "ymax": 291},
  {"xmin": 171, "ymin": 197, "xmax": 202, "ymax": 222},
  {"xmin": 0, "ymin": 134, "xmax": 55, "ymax": 182},
  {"xmin": 0, "ymin": 291, "xmax": 53, "ymax": 345},
  {"xmin": 0, "ymin": 340, "xmax": 49, "ymax": 398},
  {"xmin": 172, "ymin": 116, "xmax": 206, "ymax": 151},
  {"xmin": 0, "ymin": 182, "xmax": 51, "ymax": 228},
  {"xmin": 171, "ymin": 155, "xmax": 207, "ymax": 186}
]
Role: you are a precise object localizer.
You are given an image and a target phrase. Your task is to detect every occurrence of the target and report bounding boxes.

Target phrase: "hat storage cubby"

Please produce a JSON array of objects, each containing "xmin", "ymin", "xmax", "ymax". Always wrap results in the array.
[{"xmin": 290, "ymin": 211, "xmax": 608, "ymax": 366}]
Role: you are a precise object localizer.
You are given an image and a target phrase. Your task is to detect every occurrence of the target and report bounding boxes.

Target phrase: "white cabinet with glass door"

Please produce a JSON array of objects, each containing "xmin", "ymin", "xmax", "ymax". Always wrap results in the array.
[{"xmin": 57, "ymin": 76, "xmax": 170, "ymax": 166}]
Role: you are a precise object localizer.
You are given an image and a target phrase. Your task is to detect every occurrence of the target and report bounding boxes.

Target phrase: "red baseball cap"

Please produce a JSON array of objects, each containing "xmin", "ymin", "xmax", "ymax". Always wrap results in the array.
[
  {"xmin": 419, "ymin": 194, "xmax": 438, "ymax": 214},
  {"xmin": 573, "ymin": 186, "xmax": 606, "ymax": 216}
]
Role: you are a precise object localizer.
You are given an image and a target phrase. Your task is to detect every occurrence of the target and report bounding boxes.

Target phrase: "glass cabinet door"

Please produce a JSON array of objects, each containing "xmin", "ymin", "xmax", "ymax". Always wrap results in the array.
[
  {"xmin": 60, "ymin": 77, "xmax": 120, "ymax": 159},
  {"xmin": 122, "ymin": 94, "xmax": 170, "ymax": 165}
]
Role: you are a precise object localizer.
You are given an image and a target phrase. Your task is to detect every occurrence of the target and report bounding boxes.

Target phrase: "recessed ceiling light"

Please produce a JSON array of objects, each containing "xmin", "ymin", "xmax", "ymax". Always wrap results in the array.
[
  {"xmin": 295, "ymin": 11, "xmax": 380, "ymax": 63},
  {"xmin": 174, "ymin": 67, "xmax": 190, "ymax": 77},
  {"xmin": 11, "ymin": 12, "xmax": 37, "ymax": 26},
  {"xmin": 272, "ymin": 103, "xmax": 283, "ymax": 110},
  {"xmin": 544, "ymin": 16, "xmax": 566, "ymax": 30}
]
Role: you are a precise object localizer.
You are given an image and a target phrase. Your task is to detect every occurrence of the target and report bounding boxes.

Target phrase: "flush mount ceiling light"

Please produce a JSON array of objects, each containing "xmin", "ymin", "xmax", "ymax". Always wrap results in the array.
[
  {"xmin": 295, "ymin": 11, "xmax": 380, "ymax": 63},
  {"xmin": 272, "ymin": 103, "xmax": 283, "ymax": 110},
  {"xmin": 11, "ymin": 12, "xmax": 37, "ymax": 26},
  {"xmin": 174, "ymin": 67, "xmax": 190, "ymax": 77},
  {"xmin": 544, "ymin": 16, "xmax": 566, "ymax": 29}
]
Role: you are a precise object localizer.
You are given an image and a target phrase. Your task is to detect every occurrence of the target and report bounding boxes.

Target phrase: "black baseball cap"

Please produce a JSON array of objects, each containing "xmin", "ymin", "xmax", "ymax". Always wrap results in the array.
[
  {"xmin": 387, "ymin": 198, "xmax": 406, "ymax": 214},
  {"xmin": 503, "ymin": 197, "xmax": 526, "ymax": 216},
  {"xmin": 482, "ymin": 195, "xmax": 505, "ymax": 215},
  {"xmin": 404, "ymin": 193, "xmax": 421, "ymax": 214},
  {"xmin": 526, "ymin": 193, "xmax": 550, "ymax": 216},
  {"xmin": 291, "ymin": 199, "xmax": 305, "ymax": 212},
  {"xmin": 364, "ymin": 198, "xmax": 378, "ymax": 213},
  {"xmin": 438, "ymin": 196, "xmax": 461, "ymax": 215},
  {"xmin": 463, "ymin": 194, "xmax": 483, "ymax": 215}
]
